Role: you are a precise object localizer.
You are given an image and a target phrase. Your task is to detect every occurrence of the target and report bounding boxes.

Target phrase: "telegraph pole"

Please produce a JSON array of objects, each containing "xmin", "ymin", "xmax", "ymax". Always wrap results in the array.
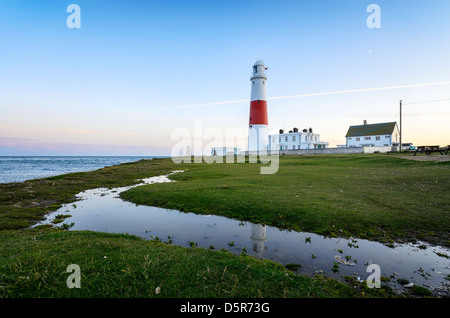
[{"xmin": 399, "ymin": 100, "xmax": 402, "ymax": 152}]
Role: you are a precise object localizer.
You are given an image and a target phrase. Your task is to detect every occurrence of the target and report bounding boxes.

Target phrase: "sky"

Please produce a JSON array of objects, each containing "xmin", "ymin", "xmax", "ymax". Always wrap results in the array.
[{"xmin": 0, "ymin": 0, "xmax": 449, "ymax": 155}]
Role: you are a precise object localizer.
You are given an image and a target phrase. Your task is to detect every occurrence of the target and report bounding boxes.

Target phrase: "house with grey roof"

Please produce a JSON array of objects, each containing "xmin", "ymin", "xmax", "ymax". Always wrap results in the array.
[{"xmin": 345, "ymin": 121, "xmax": 400, "ymax": 148}]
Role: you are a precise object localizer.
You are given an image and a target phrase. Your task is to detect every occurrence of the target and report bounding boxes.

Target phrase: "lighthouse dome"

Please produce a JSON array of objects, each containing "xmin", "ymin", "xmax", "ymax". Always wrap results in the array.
[
  {"xmin": 254, "ymin": 59, "xmax": 265, "ymax": 66},
  {"xmin": 251, "ymin": 59, "xmax": 267, "ymax": 81}
]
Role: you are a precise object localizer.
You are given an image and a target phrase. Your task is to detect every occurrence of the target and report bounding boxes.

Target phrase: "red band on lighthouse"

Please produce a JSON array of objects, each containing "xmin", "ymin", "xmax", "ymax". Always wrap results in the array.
[{"xmin": 249, "ymin": 100, "xmax": 268, "ymax": 125}]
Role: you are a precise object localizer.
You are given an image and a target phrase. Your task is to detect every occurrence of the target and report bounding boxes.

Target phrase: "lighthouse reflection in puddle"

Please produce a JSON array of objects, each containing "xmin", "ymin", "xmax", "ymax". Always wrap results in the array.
[{"xmin": 250, "ymin": 223, "xmax": 267, "ymax": 254}]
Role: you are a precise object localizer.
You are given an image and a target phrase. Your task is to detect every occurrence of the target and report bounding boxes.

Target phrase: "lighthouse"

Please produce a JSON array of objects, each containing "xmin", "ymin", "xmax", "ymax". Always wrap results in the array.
[{"xmin": 248, "ymin": 60, "xmax": 269, "ymax": 153}]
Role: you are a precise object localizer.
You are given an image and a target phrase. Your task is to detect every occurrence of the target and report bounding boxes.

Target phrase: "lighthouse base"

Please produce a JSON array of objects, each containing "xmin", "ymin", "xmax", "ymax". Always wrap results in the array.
[{"xmin": 248, "ymin": 124, "xmax": 268, "ymax": 153}]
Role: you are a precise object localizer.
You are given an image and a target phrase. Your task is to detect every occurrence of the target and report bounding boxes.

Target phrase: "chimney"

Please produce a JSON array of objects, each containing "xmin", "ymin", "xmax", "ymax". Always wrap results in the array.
[
  {"xmin": 309, "ymin": 127, "xmax": 313, "ymax": 133},
  {"xmin": 363, "ymin": 120, "xmax": 367, "ymax": 125},
  {"xmin": 279, "ymin": 129, "xmax": 284, "ymax": 134},
  {"xmin": 293, "ymin": 127, "xmax": 298, "ymax": 133}
]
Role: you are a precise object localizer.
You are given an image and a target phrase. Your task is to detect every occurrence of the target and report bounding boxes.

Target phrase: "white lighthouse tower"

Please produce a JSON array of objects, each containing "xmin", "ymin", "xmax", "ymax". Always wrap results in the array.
[{"xmin": 248, "ymin": 60, "xmax": 269, "ymax": 153}]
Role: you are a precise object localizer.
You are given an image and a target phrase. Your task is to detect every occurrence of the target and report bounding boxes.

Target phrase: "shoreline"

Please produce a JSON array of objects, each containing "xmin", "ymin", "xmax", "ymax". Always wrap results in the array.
[{"xmin": 0, "ymin": 156, "xmax": 169, "ymax": 184}]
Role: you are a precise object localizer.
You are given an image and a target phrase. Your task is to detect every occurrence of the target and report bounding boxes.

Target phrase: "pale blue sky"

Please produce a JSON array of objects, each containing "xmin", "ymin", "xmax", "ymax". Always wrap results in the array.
[{"xmin": 1, "ymin": 0, "xmax": 449, "ymax": 155}]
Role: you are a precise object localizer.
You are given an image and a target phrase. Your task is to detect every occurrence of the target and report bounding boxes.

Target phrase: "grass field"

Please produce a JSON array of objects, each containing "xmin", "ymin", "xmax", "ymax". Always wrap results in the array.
[
  {"xmin": 1, "ymin": 154, "xmax": 448, "ymax": 298},
  {"xmin": 0, "ymin": 228, "xmax": 382, "ymax": 298},
  {"xmin": 121, "ymin": 154, "xmax": 450, "ymax": 247}
]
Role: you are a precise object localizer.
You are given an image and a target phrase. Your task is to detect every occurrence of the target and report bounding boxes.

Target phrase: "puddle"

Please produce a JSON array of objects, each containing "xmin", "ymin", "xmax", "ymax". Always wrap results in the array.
[{"xmin": 35, "ymin": 171, "xmax": 450, "ymax": 296}]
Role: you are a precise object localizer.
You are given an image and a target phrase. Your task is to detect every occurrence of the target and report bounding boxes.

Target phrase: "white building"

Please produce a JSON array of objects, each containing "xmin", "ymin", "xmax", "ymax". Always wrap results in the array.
[
  {"xmin": 345, "ymin": 121, "xmax": 399, "ymax": 147},
  {"xmin": 269, "ymin": 127, "xmax": 329, "ymax": 151},
  {"xmin": 211, "ymin": 147, "xmax": 241, "ymax": 156}
]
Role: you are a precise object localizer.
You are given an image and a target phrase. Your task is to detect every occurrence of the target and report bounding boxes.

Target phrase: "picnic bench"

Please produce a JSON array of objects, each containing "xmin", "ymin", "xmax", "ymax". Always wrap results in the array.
[{"xmin": 413, "ymin": 145, "xmax": 443, "ymax": 156}]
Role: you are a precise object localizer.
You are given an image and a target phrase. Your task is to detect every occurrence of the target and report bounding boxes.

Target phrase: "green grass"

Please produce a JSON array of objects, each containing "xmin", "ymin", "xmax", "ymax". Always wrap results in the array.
[
  {"xmin": 0, "ymin": 154, "xmax": 448, "ymax": 298},
  {"xmin": 0, "ymin": 228, "xmax": 386, "ymax": 298},
  {"xmin": 121, "ymin": 154, "xmax": 450, "ymax": 246}
]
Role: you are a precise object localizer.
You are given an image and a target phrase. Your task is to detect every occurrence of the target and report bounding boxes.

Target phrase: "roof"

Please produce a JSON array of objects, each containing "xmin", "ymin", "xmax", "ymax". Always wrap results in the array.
[
  {"xmin": 254, "ymin": 59, "xmax": 265, "ymax": 66},
  {"xmin": 345, "ymin": 122, "xmax": 397, "ymax": 137}
]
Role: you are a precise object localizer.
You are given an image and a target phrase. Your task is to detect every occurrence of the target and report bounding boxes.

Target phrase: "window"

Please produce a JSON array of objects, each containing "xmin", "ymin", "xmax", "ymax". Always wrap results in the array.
[
  {"xmin": 253, "ymin": 65, "xmax": 257, "ymax": 73},
  {"xmin": 356, "ymin": 137, "xmax": 360, "ymax": 141},
  {"xmin": 279, "ymin": 137, "xmax": 281, "ymax": 142},
  {"xmin": 305, "ymin": 136, "xmax": 308, "ymax": 141},
  {"xmin": 285, "ymin": 136, "xmax": 288, "ymax": 142},
  {"xmin": 292, "ymin": 135, "xmax": 296, "ymax": 141},
  {"xmin": 376, "ymin": 136, "xmax": 380, "ymax": 141},
  {"xmin": 365, "ymin": 137, "xmax": 371, "ymax": 140},
  {"xmin": 385, "ymin": 136, "xmax": 390, "ymax": 138},
  {"xmin": 292, "ymin": 145, "xmax": 295, "ymax": 150}
]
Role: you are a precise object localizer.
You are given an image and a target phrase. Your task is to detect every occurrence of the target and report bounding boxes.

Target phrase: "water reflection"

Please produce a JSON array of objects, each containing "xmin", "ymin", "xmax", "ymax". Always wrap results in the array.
[
  {"xmin": 35, "ymin": 171, "xmax": 450, "ymax": 297},
  {"xmin": 251, "ymin": 224, "xmax": 266, "ymax": 254}
]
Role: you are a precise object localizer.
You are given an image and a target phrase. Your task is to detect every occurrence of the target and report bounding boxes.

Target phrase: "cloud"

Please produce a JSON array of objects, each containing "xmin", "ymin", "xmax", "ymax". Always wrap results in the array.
[
  {"xmin": 161, "ymin": 99, "xmax": 250, "ymax": 109},
  {"xmin": 64, "ymin": 129, "xmax": 135, "ymax": 136},
  {"xmin": 0, "ymin": 137, "xmax": 37, "ymax": 143}
]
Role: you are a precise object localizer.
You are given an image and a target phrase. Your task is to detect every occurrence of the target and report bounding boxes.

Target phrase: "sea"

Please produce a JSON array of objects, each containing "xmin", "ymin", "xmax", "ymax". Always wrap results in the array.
[{"xmin": 0, "ymin": 156, "xmax": 165, "ymax": 183}]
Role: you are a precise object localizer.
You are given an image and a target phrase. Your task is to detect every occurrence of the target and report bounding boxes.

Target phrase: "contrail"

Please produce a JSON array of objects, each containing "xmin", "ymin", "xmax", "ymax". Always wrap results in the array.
[
  {"xmin": 165, "ymin": 99, "xmax": 250, "ymax": 109},
  {"xmin": 164, "ymin": 80, "xmax": 450, "ymax": 109},
  {"xmin": 269, "ymin": 81, "xmax": 450, "ymax": 100}
]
